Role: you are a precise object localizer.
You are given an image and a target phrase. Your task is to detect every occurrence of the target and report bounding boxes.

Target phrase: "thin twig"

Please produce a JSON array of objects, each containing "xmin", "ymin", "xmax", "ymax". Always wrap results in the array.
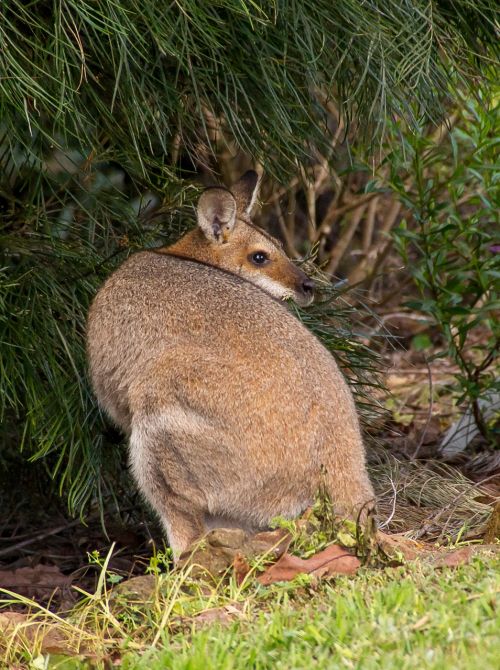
[
  {"xmin": 274, "ymin": 198, "xmax": 299, "ymax": 257},
  {"xmin": 317, "ymin": 192, "xmax": 377, "ymax": 238},
  {"xmin": 412, "ymin": 359, "xmax": 434, "ymax": 460},
  {"xmin": 266, "ymin": 177, "xmax": 300, "ymax": 204},
  {"xmin": 378, "ymin": 478, "xmax": 398, "ymax": 529},
  {"xmin": 0, "ymin": 519, "xmax": 83, "ymax": 559},
  {"xmin": 362, "ymin": 196, "xmax": 379, "ymax": 253},
  {"xmin": 300, "ymin": 166, "xmax": 317, "ymax": 243},
  {"xmin": 326, "ymin": 202, "xmax": 368, "ymax": 276}
]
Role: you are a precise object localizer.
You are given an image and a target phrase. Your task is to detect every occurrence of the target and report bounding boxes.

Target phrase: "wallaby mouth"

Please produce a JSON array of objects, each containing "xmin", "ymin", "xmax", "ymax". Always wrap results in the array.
[
  {"xmin": 294, "ymin": 271, "xmax": 315, "ymax": 307},
  {"xmin": 295, "ymin": 291, "xmax": 314, "ymax": 307}
]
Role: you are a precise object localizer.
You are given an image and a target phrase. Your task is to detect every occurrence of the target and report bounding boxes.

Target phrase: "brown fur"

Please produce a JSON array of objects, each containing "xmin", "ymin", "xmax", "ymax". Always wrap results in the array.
[{"xmin": 87, "ymin": 172, "xmax": 375, "ymax": 558}]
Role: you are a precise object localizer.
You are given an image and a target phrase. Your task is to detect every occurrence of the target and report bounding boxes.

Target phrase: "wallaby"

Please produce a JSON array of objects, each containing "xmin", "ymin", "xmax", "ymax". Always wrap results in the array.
[{"xmin": 87, "ymin": 171, "xmax": 375, "ymax": 559}]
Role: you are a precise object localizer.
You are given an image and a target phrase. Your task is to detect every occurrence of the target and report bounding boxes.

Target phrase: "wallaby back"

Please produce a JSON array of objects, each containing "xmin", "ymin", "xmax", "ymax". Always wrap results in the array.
[{"xmin": 87, "ymin": 172, "xmax": 375, "ymax": 558}]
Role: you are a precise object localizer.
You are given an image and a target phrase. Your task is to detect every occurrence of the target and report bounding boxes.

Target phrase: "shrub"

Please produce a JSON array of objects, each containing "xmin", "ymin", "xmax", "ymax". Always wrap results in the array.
[{"xmin": 389, "ymin": 88, "xmax": 500, "ymax": 443}]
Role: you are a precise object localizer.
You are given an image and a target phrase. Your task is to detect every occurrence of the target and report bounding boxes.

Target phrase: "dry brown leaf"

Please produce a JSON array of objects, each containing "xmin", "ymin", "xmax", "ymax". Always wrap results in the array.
[
  {"xmin": 432, "ymin": 547, "xmax": 474, "ymax": 568},
  {"xmin": 0, "ymin": 611, "xmax": 27, "ymax": 630},
  {"xmin": 378, "ymin": 530, "xmax": 500, "ymax": 569},
  {"xmin": 233, "ymin": 552, "xmax": 251, "ymax": 585},
  {"xmin": 0, "ymin": 611, "xmax": 80, "ymax": 655},
  {"xmin": 205, "ymin": 528, "xmax": 247, "ymax": 549},
  {"xmin": 257, "ymin": 544, "xmax": 360, "ymax": 585},
  {"xmin": 194, "ymin": 608, "xmax": 233, "ymax": 626},
  {"xmin": 410, "ymin": 614, "xmax": 431, "ymax": 631},
  {"xmin": 0, "ymin": 564, "xmax": 72, "ymax": 601},
  {"xmin": 194, "ymin": 604, "xmax": 243, "ymax": 627},
  {"xmin": 376, "ymin": 531, "xmax": 431, "ymax": 561}
]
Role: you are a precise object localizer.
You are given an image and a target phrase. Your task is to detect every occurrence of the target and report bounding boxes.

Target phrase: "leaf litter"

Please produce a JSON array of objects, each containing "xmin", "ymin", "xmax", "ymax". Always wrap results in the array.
[{"xmin": 176, "ymin": 496, "xmax": 498, "ymax": 588}]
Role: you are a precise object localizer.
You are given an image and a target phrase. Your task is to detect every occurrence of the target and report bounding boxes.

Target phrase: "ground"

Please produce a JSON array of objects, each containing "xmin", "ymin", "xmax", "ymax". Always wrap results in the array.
[{"xmin": 2, "ymin": 552, "xmax": 499, "ymax": 669}]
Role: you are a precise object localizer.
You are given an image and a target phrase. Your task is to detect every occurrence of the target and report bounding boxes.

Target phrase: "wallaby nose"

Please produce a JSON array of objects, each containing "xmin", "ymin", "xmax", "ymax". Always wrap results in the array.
[{"xmin": 302, "ymin": 277, "xmax": 315, "ymax": 295}]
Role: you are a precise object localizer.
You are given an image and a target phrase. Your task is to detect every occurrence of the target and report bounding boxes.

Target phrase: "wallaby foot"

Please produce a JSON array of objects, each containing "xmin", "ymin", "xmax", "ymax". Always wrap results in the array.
[{"xmin": 159, "ymin": 504, "xmax": 206, "ymax": 561}]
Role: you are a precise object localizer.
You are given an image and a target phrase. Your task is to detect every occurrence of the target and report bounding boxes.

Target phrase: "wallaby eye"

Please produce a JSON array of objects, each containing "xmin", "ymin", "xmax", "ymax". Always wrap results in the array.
[{"xmin": 250, "ymin": 251, "xmax": 269, "ymax": 265}]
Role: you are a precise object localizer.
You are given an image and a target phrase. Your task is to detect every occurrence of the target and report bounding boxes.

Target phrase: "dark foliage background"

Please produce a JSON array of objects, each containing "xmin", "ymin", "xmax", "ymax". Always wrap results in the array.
[{"xmin": 0, "ymin": 1, "xmax": 498, "ymax": 514}]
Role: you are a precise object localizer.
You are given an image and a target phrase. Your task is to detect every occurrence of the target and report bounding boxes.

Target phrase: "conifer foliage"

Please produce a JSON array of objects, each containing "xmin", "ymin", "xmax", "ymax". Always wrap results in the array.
[{"xmin": 0, "ymin": 1, "xmax": 497, "ymax": 512}]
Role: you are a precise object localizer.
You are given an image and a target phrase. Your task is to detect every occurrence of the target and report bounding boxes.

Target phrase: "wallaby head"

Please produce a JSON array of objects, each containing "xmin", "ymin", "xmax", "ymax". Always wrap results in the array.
[{"xmin": 166, "ymin": 171, "xmax": 315, "ymax": 306}]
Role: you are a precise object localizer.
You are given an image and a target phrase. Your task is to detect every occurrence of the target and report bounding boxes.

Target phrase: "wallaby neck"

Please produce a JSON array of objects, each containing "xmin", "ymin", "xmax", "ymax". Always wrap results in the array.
[{"xmin": 159, "ymin": 229, "xmax": 215, "ymax": 265}]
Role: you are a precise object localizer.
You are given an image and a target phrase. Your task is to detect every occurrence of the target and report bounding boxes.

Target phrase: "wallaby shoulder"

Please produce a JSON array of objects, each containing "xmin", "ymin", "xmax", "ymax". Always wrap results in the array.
[{"xmin": 95, "ymin": 248, "xmax": 326, "ymax": 356}]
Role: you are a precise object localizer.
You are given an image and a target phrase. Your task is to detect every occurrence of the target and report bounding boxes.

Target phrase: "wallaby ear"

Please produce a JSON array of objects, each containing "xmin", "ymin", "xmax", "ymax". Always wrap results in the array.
[
  {"xmin": 197, "ymin": 187, "xmax": 237, "ymax": 244},
  {"xmin": 230, "ymin": 170, "xmax": 260, "ymax": 215}
]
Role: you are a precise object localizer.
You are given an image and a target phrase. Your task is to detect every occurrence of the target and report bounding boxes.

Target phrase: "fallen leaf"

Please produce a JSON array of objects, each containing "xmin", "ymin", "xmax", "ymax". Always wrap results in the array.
[
  {"xmin": 432, "ymin": 547, "xmax": 474, "ymax": 568},
  {"xmin": 0, "ymin": 564, "xmax": 72, "ymax": 601},
  {"xmin": 336, "ymin": 531, "xmax": 357, "ymax": 548},
  {"xmin": 194, "ymin": 604, "xmax": 243, "ymax": 627},
  {"xmin": 377, "ymin": 531, "xmax": 500, "ymax": 569},
  {"xmin": 0, "ymin": 611, "xmax": 81, "ymax": 655},
  {"xmin": 257, "ymin": 544, "xmax": 360, "ymax": 585},
  {"xmin": 376, "ymin": 531, "xmax": 430, "ymax": 561},
  {"xmin": 233, "ymin": 552, "xmax": 251, "ymax": 585},
  {"xmin": 0, "ymin": 611, "xmax": 27, "ymax": 629}
]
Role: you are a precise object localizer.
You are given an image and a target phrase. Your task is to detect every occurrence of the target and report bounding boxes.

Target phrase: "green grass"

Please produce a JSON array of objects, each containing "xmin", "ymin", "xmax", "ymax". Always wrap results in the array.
[
  {"xmin": 15, "ymin": 554, "xmax": 499, "ymax": 670},
  {"xmin": 129, "ymin": 560, "xmax": 500, "ymax": 670}
]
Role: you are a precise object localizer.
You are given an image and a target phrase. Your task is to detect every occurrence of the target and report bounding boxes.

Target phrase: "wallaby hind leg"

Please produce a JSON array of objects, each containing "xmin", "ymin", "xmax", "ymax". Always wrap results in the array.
[{"xmin": 129, "ymin": 418, "xmax": 207, "ymax": 560}]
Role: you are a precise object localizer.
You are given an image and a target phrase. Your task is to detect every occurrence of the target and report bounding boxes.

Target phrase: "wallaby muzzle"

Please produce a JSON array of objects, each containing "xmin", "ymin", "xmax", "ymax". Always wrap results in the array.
[{"xmin": 294, "ymin": 267, "xmax": 315, "ymax": 306}]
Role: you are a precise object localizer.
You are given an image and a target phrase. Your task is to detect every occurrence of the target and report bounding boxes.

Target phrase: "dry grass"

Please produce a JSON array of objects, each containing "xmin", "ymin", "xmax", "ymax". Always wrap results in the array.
[{"xmin": 372, "ymin": 454, "xmax": 497, "ymax": 541}]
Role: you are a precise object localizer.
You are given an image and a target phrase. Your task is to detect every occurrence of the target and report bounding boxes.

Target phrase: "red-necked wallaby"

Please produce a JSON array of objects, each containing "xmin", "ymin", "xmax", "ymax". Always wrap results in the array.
[{"xmin": 87, "ymin": 171, "xmax": 375, "ymax": 558}]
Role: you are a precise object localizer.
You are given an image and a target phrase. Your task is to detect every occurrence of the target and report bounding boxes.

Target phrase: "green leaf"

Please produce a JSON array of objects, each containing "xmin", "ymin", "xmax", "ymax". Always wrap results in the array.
[{"xmin": 412, "ymin": 334, "xmax": 432, "ymax": 351}]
